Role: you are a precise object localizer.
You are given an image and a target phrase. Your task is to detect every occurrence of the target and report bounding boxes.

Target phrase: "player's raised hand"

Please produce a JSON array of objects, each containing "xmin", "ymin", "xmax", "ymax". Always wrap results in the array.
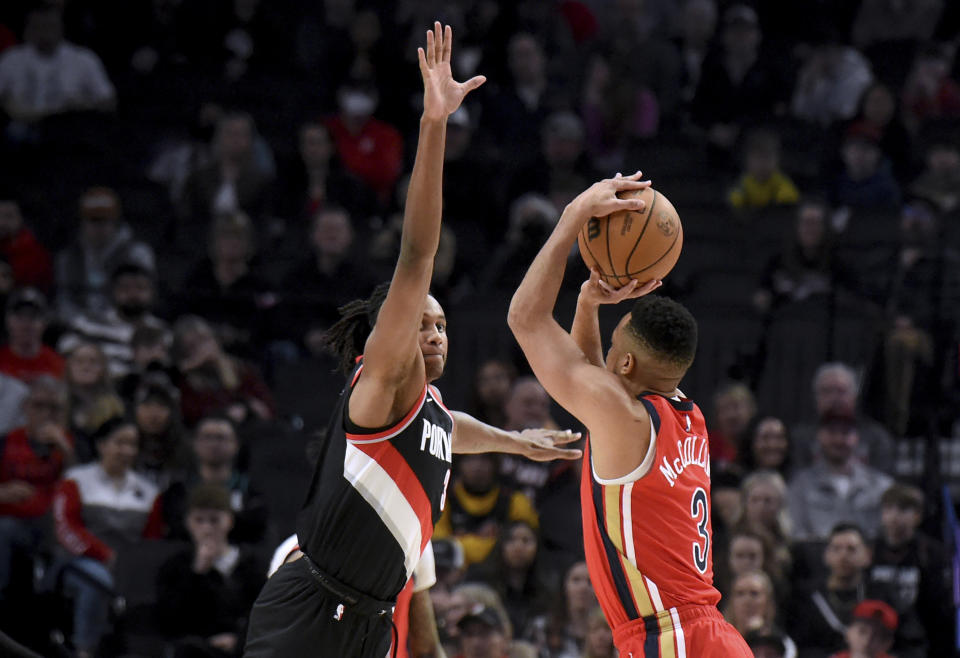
[
  {"xmin": 580, "ymin": 268, "xmax": 662, "ymax": 305},
  {"xmin": 418, "ymin": 22, "xmax": 486, "ymax": 121},
  {"xmin": 568, "ymin": 171, "xmax": 651, "ymax": 223},
  {"xmin": 515, "ymin": 428, "xmax": 583, "ymax": 461}
]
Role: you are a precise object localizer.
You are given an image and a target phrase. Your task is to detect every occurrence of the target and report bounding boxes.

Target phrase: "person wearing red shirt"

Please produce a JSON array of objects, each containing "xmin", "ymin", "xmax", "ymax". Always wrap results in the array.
[
  {"xmin": 325, "ymin": 81, "xmax": 403, "ymax": 207},
  {"xmin": 0, "ymin": 288, "xmax": 64, "ymax": 382},
  {"xmin": 0, "ymin": 376, "xmax": 73, "ymax": 606},
  {"xmin": 829, "ymin": 599, "xmax": 898, "ymax": 658},
  {"xmin": 0, "ymin": 200, "xmax": 53, "ymax": 293}
]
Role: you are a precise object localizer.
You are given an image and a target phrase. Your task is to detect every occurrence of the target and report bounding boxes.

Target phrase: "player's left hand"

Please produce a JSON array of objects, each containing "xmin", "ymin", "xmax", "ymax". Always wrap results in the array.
[
  {"xmin": 515, "ymin": 428, "xmax": 582, "ymax": 461},
  {"xmin": 580, "ymin": 268, "xmax": 661, "ymax": 305}
]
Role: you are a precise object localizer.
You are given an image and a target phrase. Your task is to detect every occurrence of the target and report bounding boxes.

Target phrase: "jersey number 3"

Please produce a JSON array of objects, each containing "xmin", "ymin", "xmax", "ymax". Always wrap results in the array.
[{"xmin": 690, "ymin": 487, "xmax": 709, "ymax": 574}]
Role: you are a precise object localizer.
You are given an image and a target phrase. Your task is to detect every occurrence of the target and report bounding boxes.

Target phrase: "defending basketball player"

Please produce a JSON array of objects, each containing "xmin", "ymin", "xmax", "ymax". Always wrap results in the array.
[
  {"xmin": 244, "ymin": 24, "xmax": 579, "ymax": 658},
  {"xmin": 508, "ymin": 173, "xmax": 753, "ymax": 657}
]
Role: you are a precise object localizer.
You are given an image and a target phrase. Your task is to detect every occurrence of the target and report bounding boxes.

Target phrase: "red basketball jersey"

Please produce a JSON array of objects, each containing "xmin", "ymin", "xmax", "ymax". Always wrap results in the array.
[{"xmin": 581, "ymin": 392, "xmax": 721, "ymax": 644}]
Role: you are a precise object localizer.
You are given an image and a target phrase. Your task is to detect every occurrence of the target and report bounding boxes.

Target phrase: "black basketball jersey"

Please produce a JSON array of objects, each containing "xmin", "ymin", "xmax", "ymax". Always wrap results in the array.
[{"xmin": 296, "ymin": 359, "xmax": 455, "ymax": 601}]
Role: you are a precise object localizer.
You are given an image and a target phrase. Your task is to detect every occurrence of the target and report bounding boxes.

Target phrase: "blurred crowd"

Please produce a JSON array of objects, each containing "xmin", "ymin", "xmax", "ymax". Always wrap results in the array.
[{"xmin": 0, "ymin": 0, "xmax": 958, "ymax": 656}]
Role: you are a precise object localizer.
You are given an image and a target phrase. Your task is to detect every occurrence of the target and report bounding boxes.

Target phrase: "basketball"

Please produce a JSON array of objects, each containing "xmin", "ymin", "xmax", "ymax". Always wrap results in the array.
[{"xmin": 577, "ymin": 186, "xmax": 683, "ymax": 288}]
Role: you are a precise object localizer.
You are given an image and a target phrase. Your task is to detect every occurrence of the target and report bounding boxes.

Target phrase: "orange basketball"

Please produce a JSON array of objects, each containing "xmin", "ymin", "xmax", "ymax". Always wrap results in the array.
[{"xmin": 577, "ymin": 186, "xmax": 683, "ymax": 288}]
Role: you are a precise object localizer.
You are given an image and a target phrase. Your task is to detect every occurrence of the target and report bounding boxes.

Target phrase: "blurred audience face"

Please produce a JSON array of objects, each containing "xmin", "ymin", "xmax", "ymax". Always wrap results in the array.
[
  {"xmin": 459, "ymin": 620, "xmax": 507, "ymax": 658},
  {"xmin": 928, "ymin": 143, "xmax": 960, "ymax": 176},
  {"xmin": 751, "ymin": 418, "xmax": 788, "ymax": 469},
  {"xmin": 6, "ymin": 306, "xmax": 46, "ymax": 352},
  {"xmin": 814, "ymin": 366, "xmax": 857, "ymax": 417},
  {"xmin": 212, "ymin": 232, "xmax": 251, "ymax": 284},
  {"xmin": 217, "ymin": 116, "xmax": 254, "ymax": 163},
  {"xmin": 825, "ymin": 529, "xmax": 871, "ymax": 582},
  {"xmin": 24, "ymin": 380, "xmax": 67, "ymax": 434},
  {"xmin": 565, "ymin": 561, "xmax": 595, "ymax": 612},
  {"xmin": 900, "ymin": 202, "xmax": 937, "ymax": 245},
  {"xmin": 475, "ymin": 360, "xmax": 513, "ymax": 411},
  {"xmin": 99, "ymin": 424, "xmax": 140, "ymax": 476},
  {"xmin": 112, "ymin": 272, "xmax": 154, "ymax": 319},
  {"xmin": 186, "ymin": 507, "xmax": 234, "ymax": 547},
  {"xmin": 730, "ymin": 572, "xmax": 772, "ymax": 632},
  {"xmin": 746, "ymin": 145, "xmax": 778, "ymax": 181},
  {"xmin": 24, "ymin": 8, "xmax": 63, "ymax": 54},
  {"xmin": 458, "ymin": 454, "xmax": 497, "ymax": 495},
  {"xmin": 0, "ymin": 201, "xmax": 24, "ymax": 238},
  {"xmin": 133, "ymin": 339, "xmax": 170, "ymax": 370},
  {"xmin": 299, "ymin": 124, "xmax": 333, "ymax": 169},
  {"xmin": 796, "ymin": 203, "xmax": 826, "ymax": 251},
  {"xmin": 337, "ymin": 85, "xmax": 378, "ymax": 122},
  {"xmin": 729, "ymin": 534, "xmax": 764, "ymax": 576},
  {"xmin": 585, "ymin": 610, "xmax": 614, "ymax": 657},
  {"xmin": 178, "ymin": 322, "xmax": 222, "ymax": 370},
  {"xmin": 845, "ymin": 619, "xmax": 892, "ymax": 657},
  {"xmin": 508, "ymin": 34, "xmax": 545, "ymax": 86},
  {"xmin": 682, "ymin": 0, "xmax": 718, "ymax": 46},
  {"xmin": 881, "ymin": 503, "xmax": 921, "ymax": 547},
  {"xmin": 713, "ymin": 384, "xmax": 755, "ymax": 439},
  {"xmin": 862, "ymin": 84, "xmax": 895, "ymax": 126},
  {"xmin": 723, "ymin": 19, "xmax": 760, "ymax": 59},
  {"xmin": 842, "ymin": 138, "xmax": 882, "ymax": 181},
  {"xmin": 817, "ymin": 423, "xmax": 858, "ymax": 467},
  {"xmin": 311, "ymin": 208, "xmax": 353, "ymax": 259},
  {"xmin": 81, "ymin": 215, "xmax": 119, "ymax": 250},
  {"xmin": 504, "ymin": 377, "xmax": 551, "ymax": 430},
  {"xmin": 193, "ymin": 418, "xmax": 239, "ymax": 468},
  {"xmin": 502, "ymin": 522, "xmax": 537, "ymax": 571},
  {"xmin": 744, "ymin": 478, "xmax": 783, "ymax": 528},
  {"xmin": 713, "ymin": 484, "xmax": 743, "ymax": 528},
  {"xmin": 67, "ymin": 344, "xmax": 106, "ymax": 389},
  {"xmin": 136, "ymin": 399, "xmax": 173, "ymax": 436}
]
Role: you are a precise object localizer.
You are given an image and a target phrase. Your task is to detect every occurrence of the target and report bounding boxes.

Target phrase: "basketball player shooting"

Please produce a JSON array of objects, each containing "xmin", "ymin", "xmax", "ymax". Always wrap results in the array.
[
  {"xmin": 244, "ymin": 23, "xmax": 580, "ymax": 658},
  {"xmin": 508, "ymin": 173, "xmax": 753, "ymax": 657}
]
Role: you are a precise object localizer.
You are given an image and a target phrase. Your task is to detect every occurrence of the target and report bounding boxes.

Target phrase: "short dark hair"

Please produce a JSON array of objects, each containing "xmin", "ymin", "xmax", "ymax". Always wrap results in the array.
[
  {"xmin": 881, "ymin": 483, "xmax": 924, "ymax": 511},
  {"xmin": 187, "ymin": 483, "xmax": 233, "ymax": 513},
  {"xmin": 626, "ymin": 295, "xmax": 697, "ymax": 369},
  {"xmin": 828, "ymin": 522, "xmax": 867, "ymax": 544},
  {"xmin": 195, "ymin": 413, "xmax": 237, "ymax": 437}
]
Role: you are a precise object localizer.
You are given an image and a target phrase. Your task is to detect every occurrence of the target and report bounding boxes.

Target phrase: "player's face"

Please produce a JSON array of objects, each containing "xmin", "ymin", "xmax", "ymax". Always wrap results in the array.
[{"xmin": 420, "ymin": 296, "xmax": 448, "ymax": 382}]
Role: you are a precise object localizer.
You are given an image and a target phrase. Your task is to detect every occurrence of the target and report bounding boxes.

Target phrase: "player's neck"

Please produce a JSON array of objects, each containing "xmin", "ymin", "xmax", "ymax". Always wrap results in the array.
[{"xmin": 623, "ymin": 375, "xmax": 679, "ymax": 399}]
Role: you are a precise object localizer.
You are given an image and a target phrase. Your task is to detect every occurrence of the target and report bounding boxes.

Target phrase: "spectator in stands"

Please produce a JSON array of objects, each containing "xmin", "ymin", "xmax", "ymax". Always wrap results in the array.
[
  {"xmin": 583, "ymin": 607, "xmax": 616, "ymax": 658},
  {"xmin": 0, "ymin": 288, "xmax": 64, "ymax": 381},
  {"xmin": 909, "ymin": 124, "xmax": 960, "ymax": 213},
  {"xmin": 179, "ymin": 112, "xmax": 274, "ymax": 228},
  {"xmin": 791, "ymin": 33, "xmax": 874, "ymax": 127},
  {"xmin": 276, "ymin": 120, "xmax": 370, "ymax": 225},
  {"xmin": 499, "ymin": 376, "xmax": 559, "ymax": 503},
  {"xmin": 482, "ymin": 194, "xmax": 560, "ymax": 293},
  {"xmin": 0, "ymin": 4, "xmax": 115, "ymax": 122},
  {"xmin": 526, "ymin": 560, "xmax": 596, "ymax": 657},
  {"xmin": 0, "ymin": 373, "xmax": 26, "ymax": 437},
  {"xmin": 59, "ymin": 261, "xmax": 165, "ymax": 379},
  {"xmin": 830, "ymin": 124, "xmax": 902, "ymax": 209},
  {"xmin": 464, "ymin": 520, "xmax": 555, "ymax": 638},
  {"xmin": 674, "ymin": 0, "xmax": 718, "ymax": 103},
  {"xmin": 178, "ymin": 213, "xmax": 274, "ymax": 358},
  {"xmin": 0, "ymin": 199, "xmax": 52, "ymax": 293},
  {"xmin": 828, "ymin": 599, "xmax": 899, "ymax": 658},
  {"xmin": 52, "ymin": 417, "xmax": 163, "ymax": 658},
  {"xmin": 740, "ymin": 416, "xmax": 792, "ymax": 475},
  {"xmin": 744, "ymin": 629, "xmax": 790, "ymax": 658},
  {"xmin": 870, "ymin": 484, "xmax": 952, "ymax": 657},
  {"xmin": 279, "ymin": 206, "xmax": 376, "ymax": 355},
  {"xmin": 789, "ymin": 524, "xmax": 895, "ymax": 657},
  {"xmin": 723, "ymin": 570, "xmax": 797, "ymax": 656},
  {"xmin": 171, "ymin": 316, "xmax": 275, "ymax": 427},
  {"xmin": 753, "ymin": 199, "xmax": 856, "ymax": 313},
  {"xmin": 133, "ymin": 373, "xmax": 188, "ymax": 491},
  {"xmin": 728, "ymin": 129, "xmax": 799, "ymax": 211},
  {"xmin": 901, "ymin": 42, "xmax": 960, "ymax": 131},
  {"xmin": 161, "ymin": 414, "xmax": 267, "ymax": 546},
  {"xmin": 737, "ymin": 471, "xmax": 793, "ymax": 587},
  {"xmin": 63, "ymin": 342, "xmax": 124, "ymax": 463},
  {"xmin": 846, "ymin": 83, "xmax": 913, "ymax": 181},
  {"xmin": 456, "ymin": 604, "xmax": 512, "ymax": 658},
  {"xmin": 437, "ymin": 583, "xmax": 512, "ymax": 657},
  {"xmin": 708, "ymin": 381, "xmax": 755, "ymax": 464},
  {"xmin": 433, "ymin": 452, "xmax": 538, "ymax": 567},
  {"xmin": 715, "ymin": 529, "xmax": 766, "ymax": 597},
  {"xmin": 788, "ymin": 415, "xmax": 893, "ymax": 541},
  {"xmin": 0, "ymin": 377, "xmax": 72, "ymax": 606},
  {"xmin": 56, "ymin": 187, "xmax": 156, "ymax": 319},
  {"xmin": 156, "ymin": 483, "xmax": 265, "ymax": 658},
  {"xmin": 691, "ymin": 5, "xmax": 787, "ymax": 162},
  {"xmin": 792, "ymin": 362, "xmax": 895, "ymax": 472},
  {"xmin": 325, "ymin": 79, "xmax": 403, "ymax": 207},
  {"xmin": 469, "ymin": 358, "xmax": 516, "ymax": 429},
  {"xmin": 117, "ymin": 323, "xmax": 174, "ymax": 403}
]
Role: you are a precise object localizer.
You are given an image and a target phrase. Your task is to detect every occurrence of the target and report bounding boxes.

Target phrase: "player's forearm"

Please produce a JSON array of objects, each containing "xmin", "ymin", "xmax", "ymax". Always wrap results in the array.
[
  {"xmin": 571, "ymin": 297, "xmax": 603, "ymax": 367},
  {"xmin": 450, "ymin": 410, "xmax": 522, "ymax": 455},
  {"xmin": 508, "ymin": 202, "xmax": 584, "ymax": 333},
  {"xmin": 398, "ymin": 116, "xmax": 447, "ymax": 266}
]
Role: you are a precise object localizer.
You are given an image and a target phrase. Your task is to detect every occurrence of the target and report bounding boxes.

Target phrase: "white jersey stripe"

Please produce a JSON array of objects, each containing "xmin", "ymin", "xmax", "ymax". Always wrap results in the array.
[
  {"xmin": 622, "ymin": 482, "xmax": 636, "ymax": 564},
  {"xmin": 644, "ymin": 576, "xmax": 664, "ymax": 612},
  {"xmin": 343, "ymin": 442, "xmax": 422, "ymax": 579},
  {"xmin": 670, "ymin": 607, "xmax": 687, "ymax": 658}
]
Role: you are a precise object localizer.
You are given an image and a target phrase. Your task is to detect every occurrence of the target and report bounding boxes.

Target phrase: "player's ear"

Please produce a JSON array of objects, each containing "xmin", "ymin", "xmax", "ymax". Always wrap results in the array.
[{"xmin": 618, "ymin": 352, "xmax": 635, "ymax": 376}]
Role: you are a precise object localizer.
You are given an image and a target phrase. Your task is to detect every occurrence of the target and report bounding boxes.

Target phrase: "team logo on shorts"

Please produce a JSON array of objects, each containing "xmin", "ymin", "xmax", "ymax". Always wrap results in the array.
[{"xmin": 334, "ymin": 603, "xmax": 344, "ymax": 621}]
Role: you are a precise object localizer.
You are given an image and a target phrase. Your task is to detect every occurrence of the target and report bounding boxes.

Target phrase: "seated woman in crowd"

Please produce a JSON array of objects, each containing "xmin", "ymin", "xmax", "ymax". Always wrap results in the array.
[
  {"xmin": 735, "ymin": 469, "xmax": 794, "ymax": 586},
  {"xmin": 525, "ymin": 560, "xmax": 596, "ymax": 658},
  {"xmin": 63, "ymin": 342, "xmax": 124, "ymax": 463},
  {"xmin": 739, "ymin": 415, "xmax": 792, "ymax": 477},
  {"xmin": 724, "ymin": 570, "xmax": 798, "ymax": 658}
]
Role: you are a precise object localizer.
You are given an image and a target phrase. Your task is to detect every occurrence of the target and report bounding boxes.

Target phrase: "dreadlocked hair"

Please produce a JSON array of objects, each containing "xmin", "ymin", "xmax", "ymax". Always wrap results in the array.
[{"xmin": 323, "ymin": 282, "xmax": 392, "ymax": 374}]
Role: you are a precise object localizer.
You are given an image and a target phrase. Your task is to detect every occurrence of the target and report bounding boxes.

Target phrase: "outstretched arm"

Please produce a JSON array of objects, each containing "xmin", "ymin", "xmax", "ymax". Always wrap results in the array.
[
  {"xmin": 350, "ymin": 23, "xmax": 485, "ymax": 429},
  {"xmin": 450, "ymin": 411, "xmax": 581, "ymax": 461}
]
